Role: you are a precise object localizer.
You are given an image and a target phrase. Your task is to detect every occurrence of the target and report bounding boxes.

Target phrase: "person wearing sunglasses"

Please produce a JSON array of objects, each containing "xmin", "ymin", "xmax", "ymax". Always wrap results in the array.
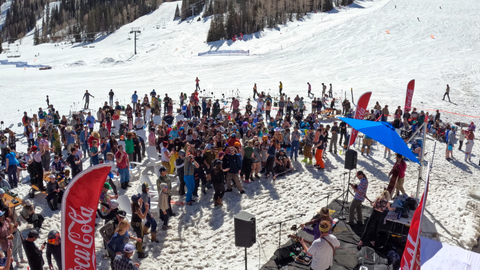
[{"xmin": 46, "ymin": 230, "xmax": 61, "ymax": 270}]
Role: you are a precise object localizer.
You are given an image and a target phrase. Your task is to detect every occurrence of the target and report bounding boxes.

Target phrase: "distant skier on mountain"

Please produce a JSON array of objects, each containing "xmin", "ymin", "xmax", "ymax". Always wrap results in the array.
[
  {"xmin": 195, "ymin": 77, "xmax": 200, "ymax": 91},
  {"xmin": 322, "ymin": 83, "xmax": 326, "ymax": 97},
  {"xmin": 279, "ymin": 81, "xmax": 283, "ymax": 96},
  {"xmin": 132, "ymin": 91, "xmax": 138, "ymax": 110},
  {"xmin": 253, "ymin": 83, "xmax": 258, "ymax": 99},
  {"xmin": 83, "ymin": 90, "xmax": 94, "ymax": 109},
  {"xmin": 328, "ymin": 83, "xmax": 333, "ymax": 98},
  {"xmin": 442, "ymin": 84, "xmax": 451, "ymax": 102},
  {"xmin": 108, "ymin": 89, "xmax": 115, "ymax": 106},
  {"xmin": 307, "ymin": 82, "xmax": 312, "ymax": 97}
]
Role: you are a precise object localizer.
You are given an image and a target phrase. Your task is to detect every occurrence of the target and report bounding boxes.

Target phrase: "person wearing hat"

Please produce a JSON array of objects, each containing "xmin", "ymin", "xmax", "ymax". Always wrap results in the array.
[
  {"xmin": 298, "ymin": 220, "xmax": 340, "ymax": 270},
  {"xmin": 157, "ymin": 166, "xmax": 176, "ymax": 216},
  {"xmin": 130, "ymin": 194, "xmax": 148, "ymax": 258},
  {"xmin": 159, "ymin": 183, "xmax": 171, "ymax": 230},
  {"xmin": 140, "ymin": 183, "xmax": 158, "ymax": 242},
  {"xmin": 98, "ymin": 182, "xmax": 119, "ymax": 222},
  {"xmin": 46, "ymin": 230, "xmax": 62, "ymax": 270},
  {"xmin": 212, "ymin": 99, "xmax": 221, "ymax": 119},
  {"xmin": 100, "ymin": 209, "xmax": 126, "ymax": 250},
  {"xmin": 46, "ymin": 174, "xmax": 62, "ymax": 211},
  {"xmin": 113, "ymin": 243, "xmax": 140, "ymax": 270},
  {"xmin": 300, "ymin": 207, "xmax": 334, "ymax": 241},
  {"xmin": 23, "ymin": 229, "xmax": 45, "ymax": 270},
  {"xmin": 21, "ymin": 200, "xmax": 44, "ymax": 231},
  {"xmin": 31, "ymin": 145, "xmax": 46, "ymax": 191},
  {"xmin": 226, "ymin": 146, "xmax": 245, "ymax": 194}
]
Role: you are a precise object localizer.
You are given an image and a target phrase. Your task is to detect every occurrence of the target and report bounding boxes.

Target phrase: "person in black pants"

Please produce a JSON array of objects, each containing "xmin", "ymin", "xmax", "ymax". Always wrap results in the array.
[
  {"xmin": 339, "ymin": 121, "xmax": 347, "ymax": 146},
  {"xmin": 31, "ymin": 146, "xmax": 45, "ymax": 191},
  {"xmin": 265, "ymin": 141, "xmax": 276, "ymax": 178},
  {"xmin": 46, "ymin": 230, "xmax": 62, "ymax": 270},
  {"xmin": 130, "ymin": 194, "xmax": 148, "ymax": 258},
  {"xmin": 358, "ymin": 190, "xmax": 396, "ymax": 248},
  {"xmin": 23, "ymin": 229, "xmax": 45, "ymax": 270},
  {"xmin": 46, "ymin": 175, "xmax": 63, "ymax": 211},
  {"xmin": 176, "ymin": 150, "xmax": 186, "ymax": 196},
  {"xmin": 211, "ymin": 160, "xmax": 227, "ymax": 207}
]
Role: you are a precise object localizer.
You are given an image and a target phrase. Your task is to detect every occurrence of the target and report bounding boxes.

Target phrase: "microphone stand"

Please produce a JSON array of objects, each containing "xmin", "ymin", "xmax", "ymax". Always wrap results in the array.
[
  {"xmin": 265, "ymin": 213, "xmax": 305, "ymax": 269},
  {"xmin": 337, "ymin": 170, "xmax": 353, "ymax": 220}
]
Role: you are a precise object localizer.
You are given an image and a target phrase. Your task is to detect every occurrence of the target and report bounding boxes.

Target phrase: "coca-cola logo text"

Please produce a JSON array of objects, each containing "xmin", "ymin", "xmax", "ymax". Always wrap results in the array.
[{"xmin": 67, "ymin": 206, "xmax": 95, "ymax": 270}]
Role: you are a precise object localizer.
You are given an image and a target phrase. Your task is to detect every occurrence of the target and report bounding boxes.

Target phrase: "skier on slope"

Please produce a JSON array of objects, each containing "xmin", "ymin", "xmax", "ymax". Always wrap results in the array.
[
  {"xmin": 322, "ymin": 83, "xmax": 326, "ymax": 97},
  {"xmin": 307, "ymin": 82, "xmax": 312, "ymax": 97},
  {"xmin": 442, "ymin": 84, "xmax": 451, "ymax": 102},
  {"xmin": 328, "ymin": 83, "xmax": 333, "ymax": 98},
  {"xmin": 279, "ymin": 81, "xmax": 283, "ymax": 96},
  {"xmin": 82, "ymin": 90, "xmax": 94, "ymax": 109},
  {"xmin": 253, "ymin": 83, "xmax": 258, "ymax": 99},
  {"xmin": 132, "ymin": 91, "xmax": 138, "ymax": 110},
  {"xmin": 195, "ymin": 77, "xmax": 200, "ymax": 91},
  {"xmin": 108, "ymin": 89, "xmax": 115, "ymax": 106}
]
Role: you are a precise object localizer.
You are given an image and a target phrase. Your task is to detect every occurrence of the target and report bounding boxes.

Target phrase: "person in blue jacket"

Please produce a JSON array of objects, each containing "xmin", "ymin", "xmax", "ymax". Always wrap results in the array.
[{"xmin": 107, "ymin": 220, "xmax": 141, "ymax": 268}]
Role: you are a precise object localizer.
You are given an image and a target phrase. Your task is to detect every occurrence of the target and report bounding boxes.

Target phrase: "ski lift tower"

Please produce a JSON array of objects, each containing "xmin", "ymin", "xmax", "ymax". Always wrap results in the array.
[{"xmin": 130, "ymin": 27, "xmax": 141, "ymax": 55}]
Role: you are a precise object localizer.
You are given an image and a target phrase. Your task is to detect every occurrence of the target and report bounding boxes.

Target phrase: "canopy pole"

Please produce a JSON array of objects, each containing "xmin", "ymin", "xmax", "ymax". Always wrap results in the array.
[{"xmin": 416, "ymin": 122, "xmax": 427, "ymax": 198}]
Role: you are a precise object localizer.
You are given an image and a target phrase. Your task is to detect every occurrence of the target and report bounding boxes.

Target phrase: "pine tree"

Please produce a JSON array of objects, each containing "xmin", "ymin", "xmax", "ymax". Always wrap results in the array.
[
  {"xmin": 174, "ymin": 4, "xmax": 180, "ymax": 20},
  {"xmin": 34, "ymin": 26, "xmax": 40, "ymax": 45},
  {"xmin": 180, "ymin": 0, "xmax": 188, "ymax": 21}
]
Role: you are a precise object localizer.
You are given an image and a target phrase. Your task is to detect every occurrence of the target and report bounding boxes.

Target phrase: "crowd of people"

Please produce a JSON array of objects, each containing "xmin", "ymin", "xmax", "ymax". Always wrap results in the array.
[{"xmin": 0, "ymin": 80, "xmax": 477, "ymax": 269}]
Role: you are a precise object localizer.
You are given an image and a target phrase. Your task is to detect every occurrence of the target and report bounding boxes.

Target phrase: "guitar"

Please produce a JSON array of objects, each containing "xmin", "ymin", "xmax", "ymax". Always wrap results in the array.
[{"xmin": 288, "ymin": 234, "xmax": 312, "ymax": 246}]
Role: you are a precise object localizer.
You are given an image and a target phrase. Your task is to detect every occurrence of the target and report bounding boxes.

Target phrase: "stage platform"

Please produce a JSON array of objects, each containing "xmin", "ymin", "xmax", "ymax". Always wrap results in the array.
[{"xmin": 261, "ymin": 199, "xmax": 409, "ymax": 270}]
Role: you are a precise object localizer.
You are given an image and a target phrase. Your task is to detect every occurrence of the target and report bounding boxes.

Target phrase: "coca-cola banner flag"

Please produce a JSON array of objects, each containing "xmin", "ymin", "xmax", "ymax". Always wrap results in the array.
[
  {"xmin": 61, "ymin": 163, "xmax": 112, "ymax": 270},
  {"xmin": 404, "ymin": 80, "xmax": 415, "ymax": 112},
  {"xmin": 348, "ymin": 92, "xmax": 372, "ymax": 147},
  {"xmin": 401, "ymin": 162, "xmax": 430, "ymax": 270}
]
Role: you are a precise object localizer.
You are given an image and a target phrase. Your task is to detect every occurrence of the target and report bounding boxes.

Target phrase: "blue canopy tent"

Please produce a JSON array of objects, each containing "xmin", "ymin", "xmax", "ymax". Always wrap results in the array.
[{"xmin": 339, "ymin": 117, "xmax": 420, "ymax": 164}]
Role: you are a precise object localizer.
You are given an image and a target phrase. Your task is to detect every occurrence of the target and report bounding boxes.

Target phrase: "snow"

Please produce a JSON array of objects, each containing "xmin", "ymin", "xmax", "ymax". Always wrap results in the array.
[{"xmin": 1, "ymin": 0, "xmax": 480, "ymax": 269}]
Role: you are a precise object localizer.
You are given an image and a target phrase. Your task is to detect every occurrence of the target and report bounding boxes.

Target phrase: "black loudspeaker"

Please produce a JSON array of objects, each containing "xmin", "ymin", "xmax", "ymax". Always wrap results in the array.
[
  {"xmin": 345, "ymin": 149, "xmax": 357, "ymax": 170},
  {"xmin": 234, "ymin": 211, "xmax": 256, "ymax": 248}
]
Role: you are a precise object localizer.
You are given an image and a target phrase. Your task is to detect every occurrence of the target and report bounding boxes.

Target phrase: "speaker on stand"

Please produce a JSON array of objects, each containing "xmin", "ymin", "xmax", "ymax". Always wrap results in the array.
[
  {"xmin": 234, "ymin": 211, "xmax": 256, "ymax": 270},
  {"xmin": 338, "ymin": 149, "xmax": 357, "ymax": 220}
]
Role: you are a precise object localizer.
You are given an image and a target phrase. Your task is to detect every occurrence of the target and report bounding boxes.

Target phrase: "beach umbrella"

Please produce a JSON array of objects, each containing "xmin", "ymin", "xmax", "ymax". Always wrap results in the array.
[{"xmin": 339, "ymin": 117, "xmax": 420, "ymax": 164}]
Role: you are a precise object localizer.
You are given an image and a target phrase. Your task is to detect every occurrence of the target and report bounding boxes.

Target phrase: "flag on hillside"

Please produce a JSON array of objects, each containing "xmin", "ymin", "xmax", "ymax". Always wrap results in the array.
[
  {"xmin": 62, "ymin": 163, "xmax": 112, "ymax": 270},
  {"xmin": 404, "ymin": 80, "xmax": 415, "ymax": 112},
  {"xmin": 400, "ymin": 162, "xmax": 430, "ymax": 270},
  {"xmin": 348, "ymin": 92, "xmax": 372, "ymax": 147}
]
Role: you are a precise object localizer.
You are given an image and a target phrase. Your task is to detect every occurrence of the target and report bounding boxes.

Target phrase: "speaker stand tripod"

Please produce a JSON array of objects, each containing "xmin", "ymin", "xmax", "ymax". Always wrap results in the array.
[
  {"xmin": 337, "ymin": 170, "xmax": 353, "ymax": 220},
  {"xmin": 266, "ymin": 214, "xmax": 305, "ymax": 269}
]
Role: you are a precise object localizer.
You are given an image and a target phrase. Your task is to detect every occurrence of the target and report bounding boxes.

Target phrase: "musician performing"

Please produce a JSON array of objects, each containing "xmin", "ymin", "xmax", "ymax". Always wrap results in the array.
[
  {"xmin": 357, "ymin": 190, "xmax": 396, "ymax": 248},
  {"xmin": 348, "ymin": 171, "xmax": 368, "ymax": 225},
  {"xmin": 298, "ymin": 221, "xmax": 340, "ymax": 270},
  {"xmin": 386, "ymin": 154, "xmax": 407, "ymax": 197}
]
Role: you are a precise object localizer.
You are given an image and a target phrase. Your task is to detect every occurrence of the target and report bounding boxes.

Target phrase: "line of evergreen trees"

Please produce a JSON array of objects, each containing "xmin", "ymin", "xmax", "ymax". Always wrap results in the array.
[
  {"xmin": 2, "ymin": 0, "xmax": 164, "ymax": 44},
  {"xmin": 198, "ymin": 0, "xmax": 354, "ymax": 42}
]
